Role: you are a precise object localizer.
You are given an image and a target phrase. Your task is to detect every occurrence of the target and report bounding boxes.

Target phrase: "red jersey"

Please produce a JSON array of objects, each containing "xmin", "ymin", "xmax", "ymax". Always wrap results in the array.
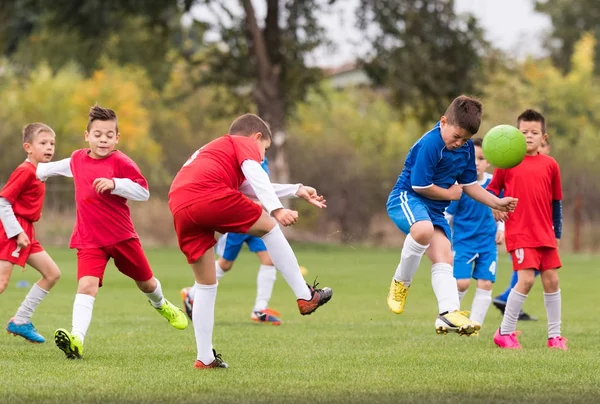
[
  {"xmin": 0, "ymin": 161, "xmax": 45, "ymax": 223},
  {"xmin": 168, "ymin": 135, "xmax": 262, "ymax": 214},
  {"xmin": 487, "ymin": 154, "xmax": 562, "ymax": 251},
  {"xmin": 69, "ymin": 149, "xmax": 148, "ymax": 249}
]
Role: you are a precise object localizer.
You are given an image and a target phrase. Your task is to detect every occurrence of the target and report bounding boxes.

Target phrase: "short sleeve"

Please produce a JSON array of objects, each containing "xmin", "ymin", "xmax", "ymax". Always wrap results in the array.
[
  {"xmin": 115, "ymin": 152, "xmax": 149, "ymax": 190},
  {"xmin": 410, "ymin": 142, "xmax": 439, "ymax": 188},
  {"xmin": 232, "ymin": 136, "xmax": 262, "ymax": 167},
  {"xmin": 0, "ymin": 166, "xmax": 33, "ymax": 204},
  {"xmin": 552, "ymin": 160, "xmax": 562, "ymax": 200},
  {"xmin": 486, "ymin": 168, "xmax": 505, "ymax": 197},
  {"xmin": 457, "ymin": 142, "xmax": 477, "ymax": 185}
]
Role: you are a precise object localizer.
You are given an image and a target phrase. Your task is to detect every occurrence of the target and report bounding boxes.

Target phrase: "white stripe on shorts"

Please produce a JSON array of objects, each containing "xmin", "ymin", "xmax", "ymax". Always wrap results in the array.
[{"xmin": 399, "ymin": 191, "xmax": 416, "ymax": 225}]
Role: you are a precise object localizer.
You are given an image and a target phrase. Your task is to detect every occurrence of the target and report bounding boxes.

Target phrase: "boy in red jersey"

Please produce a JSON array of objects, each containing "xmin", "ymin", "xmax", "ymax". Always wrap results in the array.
[
  {"xmin": 37, "ymin": 105, "xmax": 188, "ymax": 359},
  {"xmin": 169, "ymin": 113, "xmax": 332, "ymax": 369},
  {"xmin": 487, "ymin": 109, "xmax": 566, "ymax": 350},
  {"xmin": 0, "ymin": 123, "xmax": 61, "ymax": 343}
]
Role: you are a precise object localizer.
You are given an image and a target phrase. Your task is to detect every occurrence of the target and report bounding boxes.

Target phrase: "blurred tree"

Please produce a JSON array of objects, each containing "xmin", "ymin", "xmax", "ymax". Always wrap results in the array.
[
  {"xmin": 535, "ymin": 0, "xmax": 600, "ymax": 74},
  {"xmin": 356, "ymin": 0, "xmax": 487, "ymax": 123}
]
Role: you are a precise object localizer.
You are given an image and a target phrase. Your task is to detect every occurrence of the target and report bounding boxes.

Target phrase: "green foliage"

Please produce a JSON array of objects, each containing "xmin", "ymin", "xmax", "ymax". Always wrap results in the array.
[{"xmin": 357, "ymin": 0, "xmax": 487, "ymax": 122}]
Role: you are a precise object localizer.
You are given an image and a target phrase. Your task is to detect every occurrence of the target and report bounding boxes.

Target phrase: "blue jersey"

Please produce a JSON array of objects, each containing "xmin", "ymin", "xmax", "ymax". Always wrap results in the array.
[
  {"xmin": 389, "ymin": 122, "xmax": 477, "ymax": 213},
  {"xmin": 446, "ymin": 173, "xmax": 497, "ymax": 252},
  {"xmin": 261, "ymin": 158, "xmax": 269, "ymax": 175}
]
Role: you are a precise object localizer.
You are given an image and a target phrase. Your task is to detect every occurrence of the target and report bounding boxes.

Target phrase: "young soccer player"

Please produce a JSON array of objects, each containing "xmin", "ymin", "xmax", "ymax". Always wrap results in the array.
[
  {"xmin": 0, "ymin": 123, "xmax": 61, "ymax": 343},
  {"xmin": 492, "ymin": 138, "xmax": 552, "ymax": 321},
  {"xmin": 488, "ymin": 110, "xmax": 566, "ymax": 350},
  {"xmin": 181, "ymin": 158, "xmax": 284, "ymax": 325},
  {"xmin": 445, "ymin": 138, "xmax": 504, "ymax": 328},
  {"xmin": 37, "ymin": 105, "xmax": 188, "ymax": 359},
  {"xmin": 169, "ymin": 113, "xmax": 332, "ymax": 369},
  {"xmin": 386, "ymin": 95, "xmax": 518, "ymax": 336}
]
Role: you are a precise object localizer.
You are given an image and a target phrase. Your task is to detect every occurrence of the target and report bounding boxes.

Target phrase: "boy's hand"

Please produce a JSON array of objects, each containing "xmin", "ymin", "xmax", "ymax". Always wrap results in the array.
[
  {"xmin": 492, "ymin": 209, "xmax": 509, "ymax": 222},
  {"xmin": 93, "ymin": 178, "xmax": 116, "ymax": 194},
  {"xmin": 447, "ymin": 184, "xmax": 463, "ymax": 201},
  {"xmin": 272, "ymin": 208, "xmax": 299, "ymax": 226},
  {"xmin": 496, "ymin": 197, "xmax": 518, "ymax": 212},
  {"xmin": 16, "ymin": 232, "xmax": 30, "ymax": 249},
  {"xmin": 296, "ymin": 186, "xmax": 327, "ymax": 209},
  {"xmin": 495, "ymin": 230, "xmax": 505, "ymax": 245}
]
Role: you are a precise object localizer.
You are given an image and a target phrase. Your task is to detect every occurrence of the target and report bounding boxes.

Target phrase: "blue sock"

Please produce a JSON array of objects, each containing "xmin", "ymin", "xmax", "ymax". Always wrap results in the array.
[{"xmin": 497, "ymin": 271, "xmax": 519, "ymax": 302}]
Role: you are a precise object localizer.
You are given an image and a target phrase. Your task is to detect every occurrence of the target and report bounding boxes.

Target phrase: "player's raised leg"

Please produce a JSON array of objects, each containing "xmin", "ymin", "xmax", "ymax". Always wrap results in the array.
[
  {"xmin": 428, "ymin": 229, "xmax": 480, "ymax": 336},
  {"xmin": 7, "ymin": 251, "xmax": 60, "ymax": 343},
  {"xmin": 248, "ymin": 211, "xmax": 332, "ymax": 316}
]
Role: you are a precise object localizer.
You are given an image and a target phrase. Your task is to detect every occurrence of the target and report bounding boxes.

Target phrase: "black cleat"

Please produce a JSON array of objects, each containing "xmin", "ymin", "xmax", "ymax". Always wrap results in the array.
[
  {"xmin": 518, "ymin": 311, "xmax": 538, "ymax": 321},
  {"xmin": 492, "ymin": 297, "xmax": 507, "ymax": 314}
]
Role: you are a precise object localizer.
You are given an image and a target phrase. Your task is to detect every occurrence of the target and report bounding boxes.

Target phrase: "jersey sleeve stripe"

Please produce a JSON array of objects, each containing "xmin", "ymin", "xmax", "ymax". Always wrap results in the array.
[{"xmin": 412, "ymin": 184, "xmax": 433, "ymax": 189}]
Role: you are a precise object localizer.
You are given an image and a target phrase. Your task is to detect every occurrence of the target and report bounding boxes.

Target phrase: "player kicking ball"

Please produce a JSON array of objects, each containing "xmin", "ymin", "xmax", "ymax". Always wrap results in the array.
[{"xmin": 386, "ymin": 96, "xmax": 517, "ymax": 336}]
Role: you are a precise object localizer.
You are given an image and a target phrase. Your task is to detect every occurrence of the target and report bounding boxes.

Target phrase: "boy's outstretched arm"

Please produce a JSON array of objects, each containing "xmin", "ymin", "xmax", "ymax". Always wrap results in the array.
[
  {"xmin": 0, "ymin": 198, "xmax": 24, "ymax": 239},
  {"xmin": 36, "ymin": 158, "xmax": 73, "ymax": 181},
  {"xmin": 463, "ymin": 183, "xmax": 518, "ymax": 212}
]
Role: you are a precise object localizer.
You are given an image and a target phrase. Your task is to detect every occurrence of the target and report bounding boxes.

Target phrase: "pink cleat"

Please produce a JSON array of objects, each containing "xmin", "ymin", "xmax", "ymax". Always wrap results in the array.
[
  {"xmin": 548, "ymin": 336, "xmax": 568, "ymax": 351},
  {"xmin": 493, "ymin": 328, "xmax": 522, "ymax": 349}
]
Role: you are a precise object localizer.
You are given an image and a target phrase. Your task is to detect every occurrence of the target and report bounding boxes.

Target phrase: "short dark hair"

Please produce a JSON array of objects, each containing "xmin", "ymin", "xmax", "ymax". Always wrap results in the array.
[
  {"xmin": 229, "ymin": 113, "xmax": 272, "ymax": 140},
  {"xmin": 23, "ymin": 123, "xmax": 55, "ymax": 144},
  {"xmin": 444, "ymin": 95, "xmax": 483, "ymax": 135},
  {"xmin": 87, "ymin": 104, "xmax": 119, "ymax": 133},
  {"xmin": 517, "ymin": 109, "xmax": 546, "ymax": 134},
  {"xmin": 472, "ymin": 137, "xmax": 483, "ymax": 147}
]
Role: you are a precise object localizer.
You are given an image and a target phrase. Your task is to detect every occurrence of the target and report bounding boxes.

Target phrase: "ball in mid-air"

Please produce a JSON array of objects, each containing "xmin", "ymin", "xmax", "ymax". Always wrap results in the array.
[{"xmin": 482, "ymin": 125, "xmax": 527, "ymax": 169}]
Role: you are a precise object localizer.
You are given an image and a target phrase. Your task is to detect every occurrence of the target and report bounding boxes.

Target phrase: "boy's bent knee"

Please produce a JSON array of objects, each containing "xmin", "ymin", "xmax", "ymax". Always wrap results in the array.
[
  {"xmin": 456, "ymin": 279, "xmax": 470, "ymax": 292},
  {"xmin": 477, "ymin": 280, "xmax": 493, "ymax": 291},
  {"xmin": 410, "ymin": 221, "xmax": 434, "ymax": 245}
]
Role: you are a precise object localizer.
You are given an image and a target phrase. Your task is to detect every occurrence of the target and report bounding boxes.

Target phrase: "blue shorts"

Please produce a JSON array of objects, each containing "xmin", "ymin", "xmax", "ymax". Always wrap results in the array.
[
  {"xmin": 387, "ymin": 191, "xmax": 451, "ymax": 240},
  {"xmin": 453, "ymin": 249, "xmax": 497, "ymax": 282},
  {"xmin": 215, "ymin": 232, "xmax": 266, "ymax": 261}
]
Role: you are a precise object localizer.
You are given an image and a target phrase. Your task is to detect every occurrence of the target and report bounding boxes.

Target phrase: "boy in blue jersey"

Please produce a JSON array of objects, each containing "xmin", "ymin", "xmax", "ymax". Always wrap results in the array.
[
  {"xmin": 386, "ymin": 95, "xmax": 518, "ymax": 336},
  {"xmin": 181, "ymin": 158, "xmax": 283, "ymax": 325},
  {"xmin": 445, "ymin": 138, "xmax": 504, "ymax": 328}
]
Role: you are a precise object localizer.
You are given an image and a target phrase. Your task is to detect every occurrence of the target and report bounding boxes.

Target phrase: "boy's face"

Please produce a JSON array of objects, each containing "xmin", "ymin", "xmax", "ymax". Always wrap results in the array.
[
  {"xmin": 518, "ymin": 120, "xmax": 546, "ymax": 155},
  {"xmin": 85, "ymin": 119, "xmax": 119, "ymax": 159},
  {"xmin": 440, "ymin": 116, "xmax": 472, "ymax": 150},
  {"xmin": 24, "ymin": 131, "xmax": 55, "ymax": 165},
  {"xmin": 250, "ymin": 132, "xmax": 271, "ymax": 161},
  {"xmin": 474, "ymin": 145, "xmax": 489, "ymax": 178}
]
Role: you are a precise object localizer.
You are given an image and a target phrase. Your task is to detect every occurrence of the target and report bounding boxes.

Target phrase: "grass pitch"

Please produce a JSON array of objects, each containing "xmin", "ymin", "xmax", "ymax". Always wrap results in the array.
[{"xmin": 0, "ymin": 245, "xmax": 598, "ymax": 403}]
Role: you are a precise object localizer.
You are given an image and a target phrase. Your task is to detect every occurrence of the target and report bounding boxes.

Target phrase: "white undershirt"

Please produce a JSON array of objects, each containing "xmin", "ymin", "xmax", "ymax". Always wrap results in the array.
[
  {"xmin": 240, "ymin": 160, "xmax": 301, "ymax": 215},
  {"xmin": 0, "ymin": 197, "xmax": 23, "ymax": 238}
]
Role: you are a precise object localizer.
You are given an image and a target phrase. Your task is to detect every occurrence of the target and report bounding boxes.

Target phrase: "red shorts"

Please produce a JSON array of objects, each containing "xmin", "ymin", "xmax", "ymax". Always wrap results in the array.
[
  {"xmin": 0, "ymin": 221, "xmax": 43, "ymax": 267},
  {"xmin": 172, "ymin": 190, "xmax": 263, "ymax": 264},
  {"xmin": 510, "ymin": 247, "xmax": 562, "ymax": 271},
  {"xmin": 77, "ymin": 238, "xmax": 154, "ymax": 286}
]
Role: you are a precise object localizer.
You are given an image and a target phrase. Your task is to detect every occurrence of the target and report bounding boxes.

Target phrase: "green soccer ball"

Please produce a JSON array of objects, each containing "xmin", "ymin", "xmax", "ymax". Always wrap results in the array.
[{"xmin": 482, "ymin": 125, "xmax": 527, "ymax": 168}]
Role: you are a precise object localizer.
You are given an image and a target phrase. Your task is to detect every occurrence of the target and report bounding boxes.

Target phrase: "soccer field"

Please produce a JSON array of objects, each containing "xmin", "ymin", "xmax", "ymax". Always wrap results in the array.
[{"xmin": 0, "ymin": 245, "xmax": 598, "ymax": 403}]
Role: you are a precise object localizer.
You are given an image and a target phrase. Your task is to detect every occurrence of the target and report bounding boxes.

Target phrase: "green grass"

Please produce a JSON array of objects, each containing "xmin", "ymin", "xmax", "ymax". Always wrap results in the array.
[{"xmin": 1, "ymin": 245, "xmax": 598, "ymax": 403}]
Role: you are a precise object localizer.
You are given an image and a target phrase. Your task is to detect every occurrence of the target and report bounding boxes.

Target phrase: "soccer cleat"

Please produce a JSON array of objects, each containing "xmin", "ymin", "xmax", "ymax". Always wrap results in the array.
[
  {"xmin": 548, "ymin": 336, "xmax": 568, "ymax": 351},
  {"xmin": 493, "ymin": 328, "xmax": 522, "ymax": 349},
  {"xmin": 387, "ymin": 280, "xmax": 409, "ymax": 314},
  {"xmin": 297, "ymin": 280, "xmax": 333, "ymax": 315},
  {"xmin": 251, "ymin": 308, "xmax": 282, "ymax": 325},
  {"xmin": 435, "ymin": 311, "xmax": 481, "ymax": 336},
  {"xmin": 181, "ymin": 287, "xmax": 193, "ymax": 320},
  {"xmin": 6, "ymin": 318, "xmax": 45, "ymax": 343},
  {"xmin": 194, "ymin": 349, "xmax": 228, "ymax": 369},
  {"xmin": 153, "ymin": 299, "xmax": 189, "ymax": 330},
  {"xmin": 54, "ymin": 328, "xmax": 83, "ymax": 359},
  {"xmin": 492, "ymin": 297, "xmax": 507, "ymax": 314},
  {"xmin": 518, "ymin": 310, "xmax": 538, "ymax": 321}
]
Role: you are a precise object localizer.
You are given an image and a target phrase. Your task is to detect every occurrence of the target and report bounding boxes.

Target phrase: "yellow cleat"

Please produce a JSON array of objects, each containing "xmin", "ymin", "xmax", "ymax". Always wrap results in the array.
[
  {"xmin": 54, "ymin": 328, "xmax": 83, "ymax": 359},
  {"xmin": 435, "ymin": 310, "xmax": 481, "ymax": 336},
  {"xmin": 153, "ymin": 299, "xmax": 189, "ymax": 330},
  {"xmin": 387, "ymin": 280, "xmax": 409, "ymax": 314}
]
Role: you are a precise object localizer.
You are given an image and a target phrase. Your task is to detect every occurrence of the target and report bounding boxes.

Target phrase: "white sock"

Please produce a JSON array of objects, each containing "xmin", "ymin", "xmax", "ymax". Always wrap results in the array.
[
  {"xmin": 253, "ymin": 265, "xmax": 276, "ymax": 312},
  {"xmin": 431, "ymin": 263, "xmax": 460, "ymax": 314},
  {"xmin": 544, "ymin": 290, "xmax": 562, "ymax": 338},
  {"xmin": 393, "ymin": 234, "xmax": 428, "ymax": 287},
  {"xmin": 458, "ymin": 289, "xmax": 467, "ymax": 303},
  {"xmin": 13, "ymin": 283, "xmax": 48, "ymax": 324},
  {"xmin": 72, "ymin": 293, "xmax": 95, "ymax": 343},
  {"xmin": 144, "ymin": 278, "xmax": 165, "ymax": 308},
  {"xmin": 500, "ymin": 289, "xmax": 527, "ymax": 334},
  {"xmin": 261, "ymin": 226, "xmax": 311, "ymax": 301},
  {"xmin": 193, "ymin": 282, "xmax": 217, "ymax": 365},
  {"xmin": 470, "ymin": 288, "xmax": 492, "ymax": 325},
  {"xmin": 215, "ymin": 261, "xmax": 226, "ymax": 281}
]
